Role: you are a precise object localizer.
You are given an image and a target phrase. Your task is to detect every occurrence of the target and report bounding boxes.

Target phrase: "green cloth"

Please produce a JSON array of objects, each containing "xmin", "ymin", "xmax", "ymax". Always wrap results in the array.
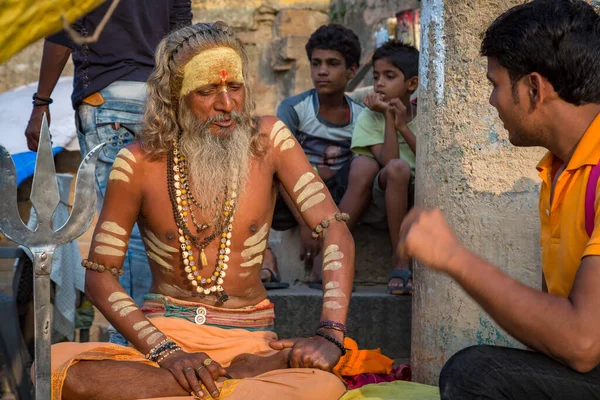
[
  {"xmin": 341, "ymin": 381, "xmax": 440, "ymax": 400},
  {"xmin": 351, "ymin": 108, "xmax": 417, "ymax": 173}
]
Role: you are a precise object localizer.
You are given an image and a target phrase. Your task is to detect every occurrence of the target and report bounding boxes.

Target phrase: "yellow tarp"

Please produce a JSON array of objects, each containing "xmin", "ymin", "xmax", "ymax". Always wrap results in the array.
[
  {"xmin": 341, "ymin": 381, "xmax": 440, "ymax": 400},
  {"xmin": 0, "ymin": 0, "xmax": 105, "ymax": 64}
]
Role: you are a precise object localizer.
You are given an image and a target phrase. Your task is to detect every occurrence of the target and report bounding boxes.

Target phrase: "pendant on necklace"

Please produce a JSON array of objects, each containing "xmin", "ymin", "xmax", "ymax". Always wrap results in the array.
[{"xmin": 201, "ymin": 248, "xmax": 208, "ymax": 267}]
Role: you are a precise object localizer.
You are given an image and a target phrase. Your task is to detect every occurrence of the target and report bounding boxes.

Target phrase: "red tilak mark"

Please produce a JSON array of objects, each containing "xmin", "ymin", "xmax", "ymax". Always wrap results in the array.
[{"xmin": 220, "ymin": 70, "xmax": 228, "ymax": 82}]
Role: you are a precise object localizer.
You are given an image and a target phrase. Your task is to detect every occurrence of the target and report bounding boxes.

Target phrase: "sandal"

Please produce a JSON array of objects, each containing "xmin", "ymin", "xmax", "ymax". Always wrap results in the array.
[
  {"xmin": 261, "ymin": 267, "xmax": 290, "ymax": 289},
  {"xmin": 388, "ymin": 269, "xmax": 412, "ymax": 295}
]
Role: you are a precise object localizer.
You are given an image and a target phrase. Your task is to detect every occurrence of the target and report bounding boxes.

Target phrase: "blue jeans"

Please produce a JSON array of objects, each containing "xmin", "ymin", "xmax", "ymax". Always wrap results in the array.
[
  {"xmin": 440, "ymin": 345, "xmax": 600, "ymax": 399},
  {"xmin": 76, "ymin": 81, "xmax": 151, "ymax": 345}
]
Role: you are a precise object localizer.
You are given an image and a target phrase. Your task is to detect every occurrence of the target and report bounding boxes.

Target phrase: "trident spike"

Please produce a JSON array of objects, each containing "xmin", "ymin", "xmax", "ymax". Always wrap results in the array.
[
  {"xmin": 30, "ymin": 114, "xmax": 60, "ymax": 227},
  {"xmin": 0, "ymin": 113, "xmax": 103, "ymax": 399}
]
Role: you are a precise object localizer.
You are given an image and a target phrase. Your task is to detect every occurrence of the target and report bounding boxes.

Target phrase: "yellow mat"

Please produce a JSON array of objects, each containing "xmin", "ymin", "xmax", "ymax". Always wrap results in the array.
[
  {"xmin": 0, "ymin": 0, "xmax": 104, "ymax": 64},
  {"xmin": 341, "ymin": 381, "xmax": 440, "ymax": 400}
]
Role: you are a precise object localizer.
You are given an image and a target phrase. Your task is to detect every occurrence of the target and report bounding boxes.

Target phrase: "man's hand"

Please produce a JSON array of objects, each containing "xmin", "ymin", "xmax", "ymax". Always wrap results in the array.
[
  {"xmin": 363, "ymin": 93, "xmax": 391, "ymax": 114},
  {"xmin": 159, "ymin": 351, "xmax": 227, "ymax": 399},
  {"xmin": 269, "ymin": 335, "xmax": 343, "ymax": 371},
  {"xmin": 389, "ymin": 98, "xmax": 409, "ymax": 132},
  {"xmin": 299, "ymin": 222, "xmax": 320, "ymax": 268},
  {"xmin": 397, "ymin": 208, "xmax": 466, "ymax": 273},
  {"xmin": 25, "ymin": 106, "xmax": 51, "ymax": 152}
]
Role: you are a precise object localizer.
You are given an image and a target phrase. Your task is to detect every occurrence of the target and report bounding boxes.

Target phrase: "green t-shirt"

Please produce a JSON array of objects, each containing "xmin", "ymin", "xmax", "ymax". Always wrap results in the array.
[{"xmin": 351, "ymin": 108, "xmax": 417, "ymax": 173}]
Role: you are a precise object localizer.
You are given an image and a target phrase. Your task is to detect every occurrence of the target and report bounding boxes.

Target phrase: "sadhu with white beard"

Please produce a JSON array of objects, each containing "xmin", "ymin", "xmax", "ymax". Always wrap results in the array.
[{"xmin": 50, "ymin": 22, "xmax": 353, "ymax": 400}]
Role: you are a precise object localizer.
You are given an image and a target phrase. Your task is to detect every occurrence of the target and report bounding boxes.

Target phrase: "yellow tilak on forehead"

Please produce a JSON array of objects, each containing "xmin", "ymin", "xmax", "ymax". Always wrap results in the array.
[{"xmin": 180, "ymin": 47, "xmax": 245, "ymax": 96}]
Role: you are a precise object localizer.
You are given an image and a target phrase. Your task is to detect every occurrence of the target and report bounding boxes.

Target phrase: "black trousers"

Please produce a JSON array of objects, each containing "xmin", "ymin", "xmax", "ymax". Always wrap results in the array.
[{"xmin": 439, "ymin": 345, "xmax": 600, "ymax": 399}]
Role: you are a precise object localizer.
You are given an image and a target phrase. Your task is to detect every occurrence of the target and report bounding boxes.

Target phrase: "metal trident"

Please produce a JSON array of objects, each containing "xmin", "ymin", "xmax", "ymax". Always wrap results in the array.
[{"xmin": 0, "ymin": 114, "xmax": 102, "ymax": 399}]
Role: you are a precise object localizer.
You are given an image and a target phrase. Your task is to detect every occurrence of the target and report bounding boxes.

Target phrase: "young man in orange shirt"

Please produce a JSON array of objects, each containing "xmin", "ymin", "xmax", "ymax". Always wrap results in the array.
[{"xmin": 399, "ymin": 0, "xmax": 600, "ymax": 398}]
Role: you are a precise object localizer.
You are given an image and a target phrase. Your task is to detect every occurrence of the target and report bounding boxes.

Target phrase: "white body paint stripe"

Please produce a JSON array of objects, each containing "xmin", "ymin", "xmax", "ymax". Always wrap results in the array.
[
  {"xmin": 323, "ymin": 301, "xmax": 343, "ymax": 309},
  {"xmin": 109, "ymin": 170, "xmax": 130, "ymax": 183},
  {"xmin": 325, "ymin": 281, "xmax": 340, "ymax": 289},
  {"xmin": 118, "ymin": 148, "xmax": 137, "ymax": 163},
  {"xmin": 323, "ymin": 261, "xmax": 343, "ymax": 271},
  {"xmin": 324, "ymin": 245, "xmax": 338, "ymax": 256},
  {"xmin": 296, "ymin": 182, "xmax": 324, "ymax": 204},
  {"xmin": 324, "ymin": 289, "xmax": 346, "ymax": 298},
  {"xmin": 274, "ymin": 128, "xmax": 291, "ymax": 147},
  {"xmin": 95, "ymin": 246, "xmax": 125, "ymax": 257},
  {"xmin": 241, "ymin": 240, "xmax": 267, "ymax": 259},
  {"xmin": 120, "ymin": 306, "xmax": 138, "ymax": 317},
  {"xmin": 113, "ymin": 157, "xmax": 133, "ymax": 174},
  {"xmin": 108, "ymin": 292, "xmax": 130, "ymax": 302},
  {"xmin": 239, "ymin": 271, "xmax": 253, "ymax": 278},
  {"xmin": 133, "ymin": 321, "xmax": 150, "ymax": 331},
  {"xmin": 243, "ymin": 223, "xmax": 269, "ymax": 247},
  {"xmin": 323, "ymin": 251, "xmax": 344, "ymax": 264},
  {"xmin": 270, "ymin": 120, "xmax": 286, "ymax": 140},
  {"xmin": 101, "ymin": 221, "xmax": 126, "ymax": 236},
  {"xmin": 144, "ymin": 238, "xmax": 173, "ymax": 259},
  {"xmin": 95, "ymin": 233, "xmax": 126, "ymax": 248},
  {"xmin": 280, "ymin": 139, "xmax": 295, "ymax": 152},
  {"xmin": 240, "ymin": 255, "xmax": 263, "ymax": 267},
  {"xmin": 138, "ymin": 326, "xmax": 157, "ymax": 339},
  {"xmin": 293, "ymin": 172, "xmax": 314, "ymax": 193},
  {"xmin": 111, "ymin": 300, "xmax": 135, "ymax": 312},
  {"xmin": 300, "ymin": 193, "xmax": 326, "ymax": 212},
  {"xmin": 146, "ymin": 332, "xmax": 163, "ymax": 346},
  {"xmin": 147, "ymin": 251, "xmax": 174, "ymax": 271},
  {"xmin": 147, "ymin": 231, "xmax": 178, "ymax": 253}
]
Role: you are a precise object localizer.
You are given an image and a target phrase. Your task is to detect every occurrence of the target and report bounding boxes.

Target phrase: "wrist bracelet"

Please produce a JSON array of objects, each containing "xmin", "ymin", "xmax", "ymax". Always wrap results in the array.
[
  {"xmin": 318, "ymin": 320, "xmax": 347, "ymax": 334},
  {"xmin": 32, "ymin": 93, "xmax": 53, "ymax": 105},
  {"xmin": 315, "ymin": 330, "xmax": 346, "ymax": 356}
]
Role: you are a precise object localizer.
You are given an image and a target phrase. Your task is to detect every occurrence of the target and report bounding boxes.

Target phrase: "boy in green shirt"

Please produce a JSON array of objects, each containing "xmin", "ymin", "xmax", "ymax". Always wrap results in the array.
[{"xmin": 351, "ymin": 41, "xmax": 419, "ymax": 295}]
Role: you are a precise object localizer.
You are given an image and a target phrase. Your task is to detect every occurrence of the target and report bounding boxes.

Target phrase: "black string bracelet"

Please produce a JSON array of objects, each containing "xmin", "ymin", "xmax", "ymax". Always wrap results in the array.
[
  {"xmin": 32, "ymin": 93, "xmax": 53, "ymax": 106},
  {"xmin": 315, "ymin": 330, "xmax": 347, "ymax": 356}
]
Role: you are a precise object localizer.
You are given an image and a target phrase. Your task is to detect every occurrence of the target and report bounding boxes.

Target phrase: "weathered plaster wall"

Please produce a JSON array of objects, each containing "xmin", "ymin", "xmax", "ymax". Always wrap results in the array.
[{"xmin": 412, "ymin": 0, "xmax": 545, "ymax": 385}]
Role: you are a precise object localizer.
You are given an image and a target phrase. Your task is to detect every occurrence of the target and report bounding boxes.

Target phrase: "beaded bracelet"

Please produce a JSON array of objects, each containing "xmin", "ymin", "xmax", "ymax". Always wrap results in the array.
[
  {"xmin": 81, "ymin": 259, "xmax": 124, "ymax": 276},
  {"xmin": 315, "ymin": 330, "xmax": 346, "ymax": 356},
  {"xmin": 156, "ymin": 347, "xmax": 182, "ymax": 364},
  {"xmin": 146, "ymin": 338, "xmax": 180, "ymax": 362},
  {"xmin": 318, "ymin": 320, "xmax": 347, "ymax": 334},
  {"xmin": 311, "ymin": 213, "xmax": 350, "ymax": 240}
]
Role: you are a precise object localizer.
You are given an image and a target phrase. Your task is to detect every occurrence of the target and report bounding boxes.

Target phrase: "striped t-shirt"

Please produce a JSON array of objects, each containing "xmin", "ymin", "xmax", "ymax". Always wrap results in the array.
[{"xmin": 276, "ymin": 89, "xmax": 365, "ymax": 170}]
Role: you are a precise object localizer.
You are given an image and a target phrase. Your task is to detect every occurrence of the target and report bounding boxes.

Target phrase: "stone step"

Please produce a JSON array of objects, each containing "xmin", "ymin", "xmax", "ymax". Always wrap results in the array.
[
  {"xmin": 270, "ymin": 224, "xmax": 394, "ymax": 285},
  {"xmin": 268, "ymin": 284, "xmax": 411, "ymax": 360}
]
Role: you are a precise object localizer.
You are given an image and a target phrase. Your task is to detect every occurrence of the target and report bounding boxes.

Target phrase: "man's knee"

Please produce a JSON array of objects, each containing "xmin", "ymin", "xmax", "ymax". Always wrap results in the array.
[
  {"xmin": 384, "ymin": 159, "xmax": 411, "ymax": 185},
  {"xmin": 440, "ymin": 345, "xmax": 506, "ymax": 399}
]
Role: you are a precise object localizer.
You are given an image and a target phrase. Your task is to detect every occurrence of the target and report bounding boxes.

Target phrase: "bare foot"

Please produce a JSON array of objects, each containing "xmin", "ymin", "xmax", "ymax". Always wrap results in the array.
[{"xmin": 227, "ymin": 349, "xmax": 292, "ymax": 379}]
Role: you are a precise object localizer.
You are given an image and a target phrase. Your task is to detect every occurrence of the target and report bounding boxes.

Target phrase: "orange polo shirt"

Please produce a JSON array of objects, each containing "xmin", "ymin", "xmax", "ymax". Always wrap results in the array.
[{"xmin": 538, "ymin": 113, "xmax": 600, "ymax": 297}]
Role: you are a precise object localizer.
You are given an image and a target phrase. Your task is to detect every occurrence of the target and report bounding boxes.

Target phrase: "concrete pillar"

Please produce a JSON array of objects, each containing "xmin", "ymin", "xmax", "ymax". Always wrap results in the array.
[{"xmin": 412, "ymin": 0, "xmax": 546, "ymax": 385}]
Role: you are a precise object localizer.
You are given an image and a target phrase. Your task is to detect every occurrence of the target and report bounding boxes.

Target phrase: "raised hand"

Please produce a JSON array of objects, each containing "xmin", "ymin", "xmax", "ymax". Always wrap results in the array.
[
  {"xmin": 397, "ymin": 207, "xmax": 465, "ymax": 273},
  {"xmin": 363, "ymin": 92, "xmax": 391, "ymax": 114}
]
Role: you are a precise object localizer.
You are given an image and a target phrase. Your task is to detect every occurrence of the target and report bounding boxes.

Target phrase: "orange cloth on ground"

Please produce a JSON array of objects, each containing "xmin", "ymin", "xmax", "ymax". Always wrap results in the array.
[
  {"xmin": 51, "ymin": 315, "xmax": 345, "ymax": 400},
  {"xmin": 537, "ymin": 113, "xmax": 600, "ymax": 297},
  {"xmin": 334, "ymin": 337, "xmax": 394, "ymax": 377}
]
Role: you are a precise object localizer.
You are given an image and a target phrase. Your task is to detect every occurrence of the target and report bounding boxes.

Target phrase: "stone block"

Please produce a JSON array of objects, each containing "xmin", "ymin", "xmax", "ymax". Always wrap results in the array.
[
  {"xmin": 269, "ymin": 285, "xmax": 411, "ymax": 359},
  {"xmin": 275, "ymin": 9, "xmax": 329, "ymax": 37}
]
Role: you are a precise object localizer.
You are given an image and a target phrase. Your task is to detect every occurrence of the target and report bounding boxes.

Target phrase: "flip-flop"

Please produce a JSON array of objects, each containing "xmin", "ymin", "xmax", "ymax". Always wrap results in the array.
[
  {"xmin": 261, "ymin": 267, "xmax": 290, "ymax": 289},
  {"xmin": 388, "ymin": 269, "xmax": 412, "ymax": 295}
]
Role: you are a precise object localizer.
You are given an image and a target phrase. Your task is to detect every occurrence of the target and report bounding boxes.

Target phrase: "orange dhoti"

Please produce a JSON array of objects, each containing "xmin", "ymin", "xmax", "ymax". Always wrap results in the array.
[{"xmin": 51, "ymin": 295, "xmax": 346, "ymax": 400}]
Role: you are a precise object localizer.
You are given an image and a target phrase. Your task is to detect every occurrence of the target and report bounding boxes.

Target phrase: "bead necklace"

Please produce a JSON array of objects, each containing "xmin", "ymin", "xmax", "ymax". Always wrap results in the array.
[{"xmin": 167, "ymin": 138, "xmax": 238, "ymax": 301}]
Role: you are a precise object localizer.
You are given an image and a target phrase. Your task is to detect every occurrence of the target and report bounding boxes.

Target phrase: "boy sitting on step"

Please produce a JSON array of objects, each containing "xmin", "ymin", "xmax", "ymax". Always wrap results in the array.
[{"xmin": 351, "ymin": 40, "xmax": 419, "ymax": 295}]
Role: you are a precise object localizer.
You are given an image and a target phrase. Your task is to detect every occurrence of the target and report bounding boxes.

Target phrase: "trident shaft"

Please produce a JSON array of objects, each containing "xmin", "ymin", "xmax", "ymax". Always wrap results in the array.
[{"xmin": 0, "ymin": 114, "xmax": 102, "ymax": 399}]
